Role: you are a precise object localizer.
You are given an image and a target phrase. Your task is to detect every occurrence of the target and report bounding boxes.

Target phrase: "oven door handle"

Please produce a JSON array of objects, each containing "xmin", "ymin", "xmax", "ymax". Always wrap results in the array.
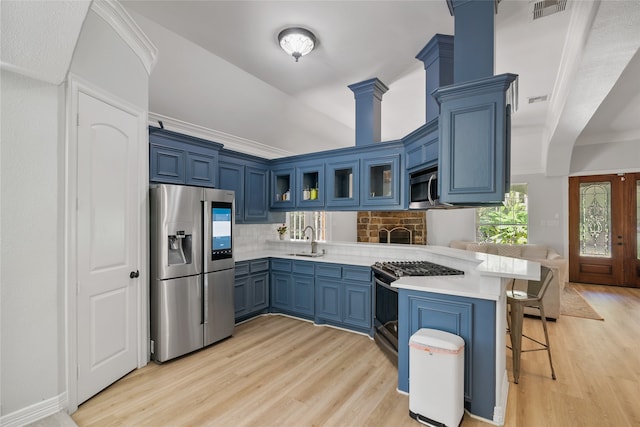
[{"xmin": 375, "ymin": 277, "xmax": 398, "ymax": 292}]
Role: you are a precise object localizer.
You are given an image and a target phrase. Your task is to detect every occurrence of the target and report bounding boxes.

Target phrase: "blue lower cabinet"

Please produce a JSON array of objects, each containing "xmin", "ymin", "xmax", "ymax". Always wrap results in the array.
[
  {"xmin": 343, "ymin": 282, "xmax": 371, "ymax": 330},
  {"xmin": 234, "ymin": 259, "xmax": 269, "ymax": 322},
  {"xmin": 315, "ymin": 278, "xmax": 342, "ymax": 322},
  {"xmin": 270, "ymin": 259, "xmax": 314, "ymax": 319},
  {"xmin": 315, "ymin": 264, "xmax": 372, "ymax": 334},
  {"xmin": 397, "ymin": 289, "xmax": 496, "ymax": 421}
]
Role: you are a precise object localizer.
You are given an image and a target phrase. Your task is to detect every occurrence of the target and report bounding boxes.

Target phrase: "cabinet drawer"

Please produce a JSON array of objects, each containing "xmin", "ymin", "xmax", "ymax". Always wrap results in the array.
[
  {"xmin": 235, "ymin": 261, "xmax": 250, "ymax": 276},
  {"xmin": 271, "ymin": 258, "xmax": 292, "ymax": 272},
  {"xmin": 250, "ymin": 259, "xmax": 269, "ymax": 273},
  {"xmin": 315, "ymin": 264, "xmax": 342, "ymax": 278},
  {"xmin": 293, "ymin": 260, "xmax": 314, "ymax": 275},
  {"xmin": 343, "ymin": 266, "xmax": 371, "ymax": 282}
]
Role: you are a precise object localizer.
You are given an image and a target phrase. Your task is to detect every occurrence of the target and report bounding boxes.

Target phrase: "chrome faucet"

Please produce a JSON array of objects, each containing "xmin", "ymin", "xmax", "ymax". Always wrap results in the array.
[{"xmin": 302, "ymin": 225, "xmax": 317, "ymax": 254}]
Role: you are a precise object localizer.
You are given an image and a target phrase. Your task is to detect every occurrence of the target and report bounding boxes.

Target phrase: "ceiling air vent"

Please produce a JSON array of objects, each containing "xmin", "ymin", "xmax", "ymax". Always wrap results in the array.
[
  {"xmin": 533, "ymin": 0, "xmax": 567, "ymax": 20},
  {"xmin": 528, "ymin": 95, "xmax": 549, "ymax": 104}
]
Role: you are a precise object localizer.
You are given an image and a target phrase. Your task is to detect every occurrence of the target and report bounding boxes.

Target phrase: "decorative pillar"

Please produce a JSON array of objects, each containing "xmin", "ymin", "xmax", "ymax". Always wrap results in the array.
[
  {"xmin": 446, "ymin": 0, "xmax": 495, "ymax": 83},
  {"xmin": 416, "ymin": 34, "xmax": 454, "ymax": 123},
  {"xmin": 348, "ymin": 78, "xmax": 389, "ymax": 146}
]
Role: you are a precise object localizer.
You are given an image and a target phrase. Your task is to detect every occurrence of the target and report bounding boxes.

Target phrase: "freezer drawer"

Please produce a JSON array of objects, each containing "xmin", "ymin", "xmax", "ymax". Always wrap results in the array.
[
  {"xmin": 204, "ymin": 268, "xmax": 235, "ymax": 346},
  {"xmin": 151, "ymin": 275, "xmax": 202, "ymax": 363}
]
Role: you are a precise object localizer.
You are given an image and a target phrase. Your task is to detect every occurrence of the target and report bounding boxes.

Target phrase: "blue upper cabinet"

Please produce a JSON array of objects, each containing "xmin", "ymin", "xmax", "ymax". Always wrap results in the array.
[
  {"xmin": 149, "ymin": 127, "xmax": 222, "ymax": 187},
  {"xmin": 362, "ymin": 152, "xmax": 401, "ymax": 207},
  {"xmin": 150, "ymin": 144, "xmax": 185, "ymax": 184},
  {"xmin": 218, "ymin": 149, "xmax": 271, "ymax": 223},
  {"xmin": 270, "ymin": 167, "xmax": 296, "ymax": 209},
  {"xmin": 433, "ymin": 74, "xmax": 517, "ymax": 205},
  {"xmin": 403, "ymin": 121, "xmax": 439, "ymax": 173},
  {"xmin": 218, "ymin": 160, "xmax": 245, "ymax": 222},
  {"xmin": 186, "ymin": 152, "xmax": 218, "ymax": 187},
  {"xmin": 245, "ymin": 165, "xmax": 269, "ymax": 222},
  {"xmin": 296, "ymin": 164, "xmax": 325, "ymax": 208},
  {"xmin": 326, "ymin": 159, "xmax": 359, "ymax": 208}
]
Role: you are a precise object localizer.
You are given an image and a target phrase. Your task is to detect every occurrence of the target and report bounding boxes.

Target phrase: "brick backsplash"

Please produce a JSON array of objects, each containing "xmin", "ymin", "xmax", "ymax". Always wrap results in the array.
[{"xmin": 357, "ymin": 211, "xmax": 427, "ymax": 244}]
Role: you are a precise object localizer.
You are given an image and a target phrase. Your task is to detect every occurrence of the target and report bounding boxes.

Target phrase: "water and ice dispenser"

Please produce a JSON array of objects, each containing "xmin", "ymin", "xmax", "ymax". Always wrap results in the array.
[{"xmin": 167, "ymin": 229, "xmax": 192, "ymax": 266}]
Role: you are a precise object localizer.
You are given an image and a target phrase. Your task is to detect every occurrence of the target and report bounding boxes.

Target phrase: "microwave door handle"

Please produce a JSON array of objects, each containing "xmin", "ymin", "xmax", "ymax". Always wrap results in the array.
[{"xmin": 427, "ymin": 174, "xmax": 435, "ymax": 206}]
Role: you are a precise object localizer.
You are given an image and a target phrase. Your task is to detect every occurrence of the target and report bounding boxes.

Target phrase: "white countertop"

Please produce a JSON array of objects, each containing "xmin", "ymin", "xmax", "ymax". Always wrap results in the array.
[{"xmin": 235, "ymin": 240, "xmax": 542, "ymax": 301}]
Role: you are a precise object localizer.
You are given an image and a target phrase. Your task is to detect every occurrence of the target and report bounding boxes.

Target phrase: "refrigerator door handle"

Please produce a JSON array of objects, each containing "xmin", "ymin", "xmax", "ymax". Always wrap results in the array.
[{"xmin": 202, "ymin": 274, "xmax": 208, "ymax": 325}]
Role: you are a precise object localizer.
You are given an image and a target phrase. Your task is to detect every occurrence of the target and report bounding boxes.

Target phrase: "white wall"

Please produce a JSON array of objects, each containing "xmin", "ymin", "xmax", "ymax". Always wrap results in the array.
[
  {"xmin": 426, "ymin": 208, "xmax": 477, "ymax": 246},
  {"xmin": 1, "ymin": 6, "xmax": 152, "ymax": 420},
  {"xmin": 570, "ymin": 139, "xmax": 640, "ymax": 174},
  {"xmin": 69, "ymin": 11, "xmax": 149, "ymax": 110},
  {"xmin": 327, "ymin": 211, "xmax": 358, "ymax": 242},
  {"xmin": 512, "ymin": 173, "xmax": 566, "ymax": 254},
  {"xmin": 1, "ymin": 70, "xmax": 63, "ymax": 415}
]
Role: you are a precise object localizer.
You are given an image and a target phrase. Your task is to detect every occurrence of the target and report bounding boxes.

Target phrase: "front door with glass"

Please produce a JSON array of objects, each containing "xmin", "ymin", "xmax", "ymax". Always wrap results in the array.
[{"xmin": 569, "ymin": 173, "xmax": 640, "ymax": 287}]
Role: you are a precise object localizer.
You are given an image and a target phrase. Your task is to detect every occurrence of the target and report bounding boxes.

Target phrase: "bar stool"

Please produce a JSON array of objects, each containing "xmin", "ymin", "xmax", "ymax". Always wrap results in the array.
[{"xmin": 506, "ymin": 265, "xmax": 557, "ymax": 384}]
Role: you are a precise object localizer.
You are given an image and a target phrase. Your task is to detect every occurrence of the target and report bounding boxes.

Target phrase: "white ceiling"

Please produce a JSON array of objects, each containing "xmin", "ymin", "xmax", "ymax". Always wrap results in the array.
[
  {"xmin": 121, "ymin": 0, "xmax": 639, "ymax": 172},
  {"xmin": 2, "ymin": 0, "xmax": 638, "ymax": 174}
]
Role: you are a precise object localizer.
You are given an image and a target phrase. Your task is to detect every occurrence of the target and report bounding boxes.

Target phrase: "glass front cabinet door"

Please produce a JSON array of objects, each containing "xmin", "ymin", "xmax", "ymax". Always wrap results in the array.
[
  {"xmin": 271, "ymin": 168, "xmax": 295, "ymax": 209},
  {"xmin": 297, "ymin": 164, "xmax": 325, "ymax": 208},
  {"xmin": 362, "ymin": 154, "xmax": 400, "ymax": 207},
  {"xmin": 327, "ymin": 160, "xmax": 359, "ymax": 208}
]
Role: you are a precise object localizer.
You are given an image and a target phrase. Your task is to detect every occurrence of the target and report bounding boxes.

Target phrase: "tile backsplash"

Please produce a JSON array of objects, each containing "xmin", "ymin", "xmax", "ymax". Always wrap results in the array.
[{"xmin": 234, "ymin": 223, "xmax": 280, "ymax": 253}]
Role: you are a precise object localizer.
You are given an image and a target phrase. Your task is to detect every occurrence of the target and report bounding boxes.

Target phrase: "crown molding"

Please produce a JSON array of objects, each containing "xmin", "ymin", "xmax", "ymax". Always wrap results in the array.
[
  {"xmin": 147, "ymin": 113, "xmax": 295, "ymax": 160},
  {"xmin": 91, "ymin": 0, "xmax": 158, "ymax": 75}
]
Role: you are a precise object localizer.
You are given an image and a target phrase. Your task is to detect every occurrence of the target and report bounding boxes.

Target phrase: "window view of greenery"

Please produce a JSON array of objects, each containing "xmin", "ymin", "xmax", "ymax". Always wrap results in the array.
[{"xmin": 476, "ymin": 184, "xmax": 528, "ymax": 244}]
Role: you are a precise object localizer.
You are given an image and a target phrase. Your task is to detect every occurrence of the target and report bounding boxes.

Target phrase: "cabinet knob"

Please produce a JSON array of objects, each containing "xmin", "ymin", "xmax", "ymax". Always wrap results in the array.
[{"xmin": 130, "ymin": 270, "xmax": 140, "ymax": 279}]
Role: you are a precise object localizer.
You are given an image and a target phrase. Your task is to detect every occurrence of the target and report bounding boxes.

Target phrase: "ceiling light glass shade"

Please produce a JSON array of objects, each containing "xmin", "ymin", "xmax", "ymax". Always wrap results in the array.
[{"xmin": 278, "ymin": 27, "xmax": 316, "ymax": 62}]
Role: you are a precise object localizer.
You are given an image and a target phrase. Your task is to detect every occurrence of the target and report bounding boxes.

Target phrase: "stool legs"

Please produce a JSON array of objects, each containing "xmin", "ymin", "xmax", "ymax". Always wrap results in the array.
[
  {"xmin": 508, "ymin": 302, "xmax": 524, "ymax": 384},
  {"xmin": 538, "ymin": 304, "xmax": 557, "ymax": 380},
  {"xmin": 508, "ymin": 301, "xmax": 557, "ymax": 384}
]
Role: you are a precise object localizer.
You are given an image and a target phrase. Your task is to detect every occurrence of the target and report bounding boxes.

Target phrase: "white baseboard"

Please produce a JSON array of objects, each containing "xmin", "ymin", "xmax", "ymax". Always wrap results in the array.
[{"xmin": 0, "ymin": 392, "xmax": 67, "ymax": 427}]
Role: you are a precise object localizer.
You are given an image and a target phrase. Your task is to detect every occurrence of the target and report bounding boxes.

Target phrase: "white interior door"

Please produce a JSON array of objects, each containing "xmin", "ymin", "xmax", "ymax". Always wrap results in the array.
[{"xmin": 76, "ymin": 91, "xmax": 139, "ymax": 404}]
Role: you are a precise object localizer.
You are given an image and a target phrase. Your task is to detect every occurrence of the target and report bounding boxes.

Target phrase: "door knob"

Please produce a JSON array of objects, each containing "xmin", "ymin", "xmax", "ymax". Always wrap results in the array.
[{"xmin": 130, "ymin": 270, "xmax": 140, "ymax": 279}]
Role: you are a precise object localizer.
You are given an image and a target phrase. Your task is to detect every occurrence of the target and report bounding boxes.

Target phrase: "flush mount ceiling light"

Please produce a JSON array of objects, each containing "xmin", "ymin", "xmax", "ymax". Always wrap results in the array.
[{"xmin": 278, "ymin": 27, "xmax": 316, "ymax": 62}]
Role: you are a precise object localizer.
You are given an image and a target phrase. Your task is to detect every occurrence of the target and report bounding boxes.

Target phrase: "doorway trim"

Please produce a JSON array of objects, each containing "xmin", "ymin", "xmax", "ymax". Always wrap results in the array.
[{"xmin": 65, "ymin": 73, "xmax": 149, "ymax": 413}]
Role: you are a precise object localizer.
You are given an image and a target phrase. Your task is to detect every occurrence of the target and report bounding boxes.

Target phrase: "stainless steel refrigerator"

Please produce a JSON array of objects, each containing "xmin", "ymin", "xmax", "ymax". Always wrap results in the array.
[{"xmin": 150, "ymin": 184, "xmax": 235, "ymax": 363}]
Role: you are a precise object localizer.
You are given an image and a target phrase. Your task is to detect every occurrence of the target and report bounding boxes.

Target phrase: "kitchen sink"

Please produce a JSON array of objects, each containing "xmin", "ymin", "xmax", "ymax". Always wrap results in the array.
[{"xmin": 288, "ymin": 252, "xmax": 324, "ymax": 258}]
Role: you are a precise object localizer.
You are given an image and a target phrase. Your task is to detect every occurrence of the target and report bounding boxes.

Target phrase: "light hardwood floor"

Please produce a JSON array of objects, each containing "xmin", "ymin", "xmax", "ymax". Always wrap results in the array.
[{"xmin": 72, "ymin": 283, "xmax": 640, "ymax": 427}]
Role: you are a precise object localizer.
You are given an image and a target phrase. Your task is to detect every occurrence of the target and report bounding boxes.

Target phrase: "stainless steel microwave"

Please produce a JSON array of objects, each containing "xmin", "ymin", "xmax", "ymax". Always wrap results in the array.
[{"xmin": 409, "ymin": 167, "xmax": 440, "ymax": 209}]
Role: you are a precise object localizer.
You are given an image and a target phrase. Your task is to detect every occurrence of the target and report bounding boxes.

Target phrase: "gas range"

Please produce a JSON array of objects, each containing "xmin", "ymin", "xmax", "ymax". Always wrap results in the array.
[
  {"xmin": 372, "ymin": 260, "xmax": 464, "ymax": 281},
  {"xmin": 371, "ymin": 260, "xmax": 464, "ymax": 365}
]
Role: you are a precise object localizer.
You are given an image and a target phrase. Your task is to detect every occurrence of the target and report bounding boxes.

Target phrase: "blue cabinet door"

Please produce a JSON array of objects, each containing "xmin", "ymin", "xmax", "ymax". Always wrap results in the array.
[
  {"xmin": 186, "ymin": 152, "xmax": 217, "ymax": 187},
  {"xmin": 292, "ymin": 274, "xmax": 314, "ymax": 318},
  {"xmin": 244, "ymin": 166, "xmax": 269, "ymax": 222},
  {"xmin": 315, "ymin": 277, "xmax": 342, "ymax": 322},
  {"xmin": 434, "ymin": 74, "xmax": 517, "ymax": 204},
  {"xmin": 326, "ymin": 159, "xmax": 360, "ymax": 208},
  {"xmin": 342, "ymin": 282, "xmax": 371, "ymax": 330},
  {"xmin": 362, "ymin": 153, "xmax": 401, "ymax": 207},
  {"xmin": 234, "ymin": 275, "xmax": 249, "ymax": 319},
  {"xmin": 150, "ymin": 144, "xmax": 185, "ymax": 184},
  {"xmin": 218, "ymin": 161, "xmax": 245, "ymax": 223},
  {"xmin": 249, "ymin": 272, "xmax": 269, "ymax": 312},
  {"xmin": 270, "ymin": 167, "xmax": 296, "ymax": 209},
  {"xmin": 270, "ymin": 272, "xmax": 292, "ymax": 311},
  {"xmin": 296, "ymin": 164, "xmax": 325, "ymax": 208}
]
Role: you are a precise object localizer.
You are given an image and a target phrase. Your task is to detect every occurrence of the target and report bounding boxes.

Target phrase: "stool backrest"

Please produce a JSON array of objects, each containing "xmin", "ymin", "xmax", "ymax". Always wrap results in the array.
[{"xmin": 527, "ymin": 266, "xmax": 554, "ymax": 300}]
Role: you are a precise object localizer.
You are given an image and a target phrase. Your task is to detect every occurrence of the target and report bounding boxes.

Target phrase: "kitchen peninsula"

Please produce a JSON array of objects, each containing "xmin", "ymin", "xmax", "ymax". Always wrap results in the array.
[{"xmin": 238, "ymin": 239, "xmax": 540, "ymax": 425}]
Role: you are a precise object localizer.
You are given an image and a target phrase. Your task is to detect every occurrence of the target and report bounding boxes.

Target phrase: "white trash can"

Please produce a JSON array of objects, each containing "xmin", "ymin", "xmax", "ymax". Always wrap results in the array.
[{"xmin": 409, "ymin": 328, "xmax": 465, "ymax": 427}]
